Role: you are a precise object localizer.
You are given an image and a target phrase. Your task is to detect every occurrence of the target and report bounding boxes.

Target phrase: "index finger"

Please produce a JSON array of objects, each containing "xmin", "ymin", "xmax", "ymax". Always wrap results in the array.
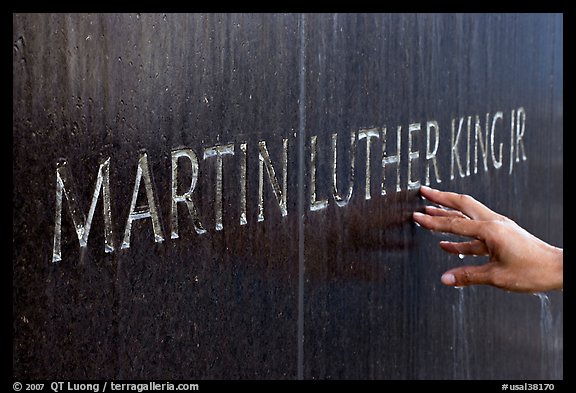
[
  {"xmin": 419, "ymin": 186, "xmax": 498, "ymax": 221},
  {"xmin": 413, "ymin": 212, "xmax": 488, "ymax": 240}
]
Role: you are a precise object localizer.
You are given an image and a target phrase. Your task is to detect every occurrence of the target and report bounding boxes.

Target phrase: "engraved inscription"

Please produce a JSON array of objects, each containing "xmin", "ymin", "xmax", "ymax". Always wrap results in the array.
[
  {"xmin": 407, "ymin": 123, "xmax": 421, "ymax": 191},
  {"xmin": 509, "ymin": 107, "xmax": 527, "ymax": 174},
  {"xmin": 203, "ymin": 144, "xmax": 235, "ymax": 231},
  {"xmin": 122, "ymin": 151, "xmax": 165, "ymax": 249},
  {"xmin": 474, "ymin": 114, "xmax": 489, "ymax": 174},
  {"xmin": 239, "ymin": 142, "xmax": 248, "ymax": 226},
  {"xmin": 51, "ymin": 107, "xmax": 528, "ymax": 262},
  {"xmin": 382, "ymin": 126, "xmax": 402, "ymax": 195},
  {"xmin": 425, "ymin": 120, "xmax": 441, "ymax": 185},
  {"xmin": 358, "ymin": 128, "xmax": 380, "ymax": 200},
  {"xmin": 332, "ymin": 131, "xmax": 356, "ymax": 207},
  {"xmin": 171, "ymin": 148, "xmax": 206, "ymax": 239},
  {"xmin": 52, "ymin": 157, "xmax": 113, "ymax": 262},
  {"xmin": 258, "ymin": 139, "xmax": 288, "ymax": 221},
  {"xmin": 491, "ymin": 111, "xmax": 504, "ymax": 169},
  {"xmin": 451, "ymin": 117, "xmax": 466, "ymax": 180},
  {"xmin": 309, "ymin": 135, "xmax": 328, "ymax": 211}
]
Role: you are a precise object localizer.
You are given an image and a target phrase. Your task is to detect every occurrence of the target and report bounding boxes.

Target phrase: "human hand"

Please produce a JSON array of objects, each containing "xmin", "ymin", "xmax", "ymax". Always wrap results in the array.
[{"xmin": 413, "ymin": 186, "xmax": 563, "ymax": 293}]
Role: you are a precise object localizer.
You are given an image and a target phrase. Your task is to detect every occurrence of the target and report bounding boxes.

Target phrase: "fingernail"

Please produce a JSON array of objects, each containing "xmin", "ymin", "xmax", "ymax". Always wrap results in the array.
[
  {"xmin": 413, "ymin": 212, "xmax": 425, "ymax": 218},
  {"xmin": 441, "ymin": 273, "xmax": 456, "ymax": 285}
]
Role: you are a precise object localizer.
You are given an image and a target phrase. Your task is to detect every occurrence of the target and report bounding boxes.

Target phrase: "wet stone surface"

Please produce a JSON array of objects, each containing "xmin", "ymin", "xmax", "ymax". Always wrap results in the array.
[{"xmin": 13, "ymin": 13, "xmax": 562, "ymax": 379}]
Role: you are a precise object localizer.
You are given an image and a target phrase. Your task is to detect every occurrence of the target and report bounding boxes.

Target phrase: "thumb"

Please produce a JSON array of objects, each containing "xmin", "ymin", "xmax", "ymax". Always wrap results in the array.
[{"xmin": 441, "ymin": 264, "xmax": 493, "ymax": 287}]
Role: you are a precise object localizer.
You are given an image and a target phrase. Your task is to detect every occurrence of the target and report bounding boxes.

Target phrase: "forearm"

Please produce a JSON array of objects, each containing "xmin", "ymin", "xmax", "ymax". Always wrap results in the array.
[{"xmin": 519, "ymin": 242, "xmax": 563, "ymax": 292}]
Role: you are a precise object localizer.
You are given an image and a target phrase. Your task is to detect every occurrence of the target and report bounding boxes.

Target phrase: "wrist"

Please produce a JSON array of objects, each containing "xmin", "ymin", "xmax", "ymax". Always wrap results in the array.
[
  {"xmin": 545, "ymin": 246, "xmax": 563, "ymax": 291},
  {"xmin": 552, "ymin": 247, "xmax": 563, "ymax": 290}
]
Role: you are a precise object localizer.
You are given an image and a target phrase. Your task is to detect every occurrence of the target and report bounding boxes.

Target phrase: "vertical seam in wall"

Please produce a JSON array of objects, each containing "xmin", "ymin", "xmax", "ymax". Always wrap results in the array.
[{"xmin": 297, "ymin": 12, "xmax": 306, "ymax": 381}]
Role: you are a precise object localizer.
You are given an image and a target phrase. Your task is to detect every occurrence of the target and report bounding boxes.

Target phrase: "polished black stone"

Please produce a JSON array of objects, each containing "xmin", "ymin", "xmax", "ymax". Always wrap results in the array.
[{"xmin": 13, "ymin": 13, "xmax": 562, "ymax": 379}]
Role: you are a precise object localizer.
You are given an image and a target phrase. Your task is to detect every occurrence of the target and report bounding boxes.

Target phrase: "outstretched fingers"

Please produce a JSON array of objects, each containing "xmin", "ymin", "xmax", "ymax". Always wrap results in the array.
[
  {"xmin": 424, "ymin": 205, "xmax": 470, "ymax": 219},
  {"xmin": 419, "ymin": 186, "xmax": 497, "ymax": 221},
  {"xmin": 441, "ymin": 263, "xmax": 495, "ymax": 287},
  {"xmin": 439, "ymin": 240, "xmax": 489, "ymax": 256},
  {"xmin": 413, "ymin": 212, "xmax": 488, "ymax": 240}
]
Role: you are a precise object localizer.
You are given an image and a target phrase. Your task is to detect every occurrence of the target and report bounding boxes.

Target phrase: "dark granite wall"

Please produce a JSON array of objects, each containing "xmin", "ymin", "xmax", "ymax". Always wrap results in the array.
[{"xmin": 13, "ymin": 13, "xmax": 562, "ymax": 379}]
